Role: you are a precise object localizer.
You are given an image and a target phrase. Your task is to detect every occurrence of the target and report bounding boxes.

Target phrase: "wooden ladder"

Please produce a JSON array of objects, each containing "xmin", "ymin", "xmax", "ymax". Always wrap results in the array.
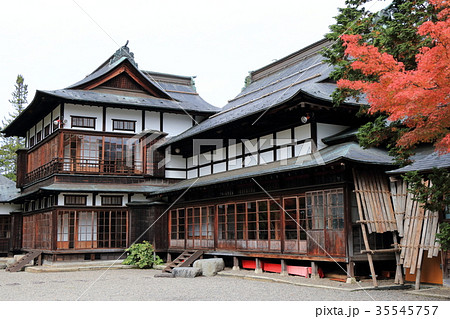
[
  {"xmin": 6, "ymin": 250, "xmax": 42, "ymax": 273},
  {"xmin": 163, "ymin": 250, "xmax": 203, "ymax": 273}
]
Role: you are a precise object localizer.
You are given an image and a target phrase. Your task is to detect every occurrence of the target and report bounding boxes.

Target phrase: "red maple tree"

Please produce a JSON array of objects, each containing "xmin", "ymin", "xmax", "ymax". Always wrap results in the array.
[{"xmin": 338, "ymin": 0, "xmax": 450, "ymax": 153}]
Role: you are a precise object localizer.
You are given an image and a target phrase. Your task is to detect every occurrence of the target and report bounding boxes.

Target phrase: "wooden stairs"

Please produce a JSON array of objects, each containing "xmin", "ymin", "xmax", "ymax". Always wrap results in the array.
[
  {"xmin": 163, "ymin": 250, "xmax": 203, "ymax": 273},
  {"xmin": 6, "ymin": 250, "xmax": 42, "ymax": 272}
]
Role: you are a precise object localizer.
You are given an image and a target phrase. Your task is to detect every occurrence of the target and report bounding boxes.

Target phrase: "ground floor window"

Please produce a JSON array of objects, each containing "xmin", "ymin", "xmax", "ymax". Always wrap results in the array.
[
  {"xmin": 170, "ymin": 206, "xmax": 214, "ymax": 248},
  {"xmin": 169, "ymin": 188, "xmax": 344, "ymax": 254},
  {"xmin": 57, "ymin": 210, "xmax": 128, "ymax": 249},
  {"xmin": 22, "ymin": 213, "xmax": 52, "ymax": 250},
  {"xmin": 0, "ymin": 216, "xmax": 11, "ymax": 252}
]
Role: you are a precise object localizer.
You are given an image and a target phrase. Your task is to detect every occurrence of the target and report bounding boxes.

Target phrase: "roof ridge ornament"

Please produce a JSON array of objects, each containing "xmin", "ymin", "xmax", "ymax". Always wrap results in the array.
[{"xmin": 109, "ymin": 40, "xmax": 138, "ymax": 67}]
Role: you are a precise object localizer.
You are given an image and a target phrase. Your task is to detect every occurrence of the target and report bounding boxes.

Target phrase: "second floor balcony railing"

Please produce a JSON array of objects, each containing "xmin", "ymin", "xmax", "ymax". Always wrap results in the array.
[{"xmin": 24, "ymin": 157, "xmax": 145, "ymax": 184}]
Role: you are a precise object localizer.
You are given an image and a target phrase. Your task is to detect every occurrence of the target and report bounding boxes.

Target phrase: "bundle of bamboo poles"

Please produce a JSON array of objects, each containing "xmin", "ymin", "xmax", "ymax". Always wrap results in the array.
[
  {"xmin": 353, "ymin": 170, "xmax": 397, "ymax": 233},
  {"xmin": 391, "ymin": 180, "xmax": 441, "ymax": 275}
]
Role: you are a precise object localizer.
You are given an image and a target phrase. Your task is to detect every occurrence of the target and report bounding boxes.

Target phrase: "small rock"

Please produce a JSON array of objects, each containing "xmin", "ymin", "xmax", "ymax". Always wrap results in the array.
[
  {"xmin": 346, "ymin": 277, "xmax": 357, "ymax": 284},
  {"xmin": 154, "ymin": 272, "xmax": 175, "ymax": 278},
  {"xmin": 172, "ymin": 267, "xmax": 202, "ymax": 278},
  {"xmin": 193, "ymin": 258, "xmax": 225, "ymax": 277},
  {"xmin": 0, "ymin": 263, "xmax": 7, "ymax": 270}
]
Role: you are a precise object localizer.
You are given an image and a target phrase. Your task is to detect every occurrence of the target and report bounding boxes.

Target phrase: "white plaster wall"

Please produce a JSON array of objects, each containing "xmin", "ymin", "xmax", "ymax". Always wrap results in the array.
[
  {"xmin": 187, "ymin": 169, "xmax": 198, "ymax": 179},
  {"xmin": 276, "ymin": 129, "xmax": 292, "ymax": 146},
  {"xmin": 53, "ymin": 105, "xmax": 60, "ymax": 120},
  {"xmin": 317, "ymin": 123, "xmax": 349, "ymax": 150},
  {"xmin": 163, "ymin": 113, "xmax": 192, "ymax": 136},
  {"xmin": 105, "ymin": 107, "xmax": 141, "ymax": 133},
  {"xmin": 199, "ymin": 152, "xmax": 211, "ymax": 166},
  {"xmin": 213, "ymin": 162, "xmax": 226, "ymax": 174},
  {"xmin": 165, "ymin": 170, "xmax": 187, "ymax": 179},
  {"xmin": 187, "ymin": 155, "xmax": 199, "ymax": 168},
  {"xmin": 295, "ymin": 141, "xmax": 312, "ymax": 156},
  {"xmin": 166, "ymin": 155, "xmax": 186, "ymax": 169},
  {"xmin": 277, "ymin": 146, "xmax": 292, "ymax": 160},
  {"xmin": 294, "ymin": 124, "xmax": 311, "ymax": 140},
  {"xmin": 212, "ymin": 147, "xmax": 226, "ymax": 162},
  {"xmin": 228, "ymin": 157, "xmax": 242, "ymax": 171},
  {"xmin": 228, "ymin": 142, "xmax": 242, "ymax": 158},
  {"xmin": 199, "ymin": 165, "xmax": 211, "ymax": 177},
  {"xmin": 145, "ymin": 111, "xmax": 160, "ymax": 131},
  {"xmin": 259, "ymin": 151, "xmax": 274, "ymax": 164},
  {"xmin": 0, "ymin": 203, "xmax": 18, "ymax": 215},
  {"xmin": 65, "ymin": 103, "xmax": 103, "ymax": 131},
  {"xmin": 131, "ymin": 194, "xmax": 147, "ymax": 202},
  {"xmin": 259, "ymin": 134, "xmax": 274, "ymax": 150},
  {"xmin": 36, "ymin": 120, "xmax": 43, "ymax": 133},
  {"xmin": 244, "ymin": 154, "xmax": 258, "ymax": 167},
  {"xmin": 243, "ymin": 138, "xmax": 258, "ymax": 154},
  {"xmin": 43, "ymin": 114, "xmax": 52, "ymax": 134}
]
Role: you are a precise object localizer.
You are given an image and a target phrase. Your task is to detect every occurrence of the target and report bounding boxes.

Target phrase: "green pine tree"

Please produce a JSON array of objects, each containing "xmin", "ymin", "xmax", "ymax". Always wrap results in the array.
[{"xmin": 0, "ymin": 74, "xmax": 28, "ymax": 181}]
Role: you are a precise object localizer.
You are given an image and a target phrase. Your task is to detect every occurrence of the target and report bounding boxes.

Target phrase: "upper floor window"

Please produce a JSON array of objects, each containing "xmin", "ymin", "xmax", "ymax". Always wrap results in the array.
[
  {"xmin": 71, "ymin": 116, "xmax": 96, "ymax": 129},
  {"xmin": 36, "ymin": 131, "xmax": 42, "ymax": 143},
  {"xmin": 112, "ymin": 119, "xmax": 135, "ymax": 132},
  {"xmin": 29, "ymin": 136, "xmax": 35, "ymax": 147},
  {"xmin": 101, "ymin": 195, "xmax": 123, "ymax": 206},
  {"xmin": 64, "ymin": 195, "xmax": 87, "ymax": 206},
  {"xmin": 44, "ymin": 124, "xmax": 50, "ymax": 137}
]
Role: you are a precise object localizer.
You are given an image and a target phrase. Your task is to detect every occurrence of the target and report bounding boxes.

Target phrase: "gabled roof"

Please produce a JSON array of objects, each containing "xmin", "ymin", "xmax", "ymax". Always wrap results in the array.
[
  {"xmin": 3, "ymin": 44, "xmax": 218, "ymax": 137},
  {"xmin": 153, "ymin": 141, "xmax": 394, "ymax": 195},
  {"xmin": 162, "ymin": 39, "xmax": 364, "ymax": 148},
  {"xmin": 0, "ymin": 176, "xmax": 20, "ymax": 202},
  {"xmin": 387, "ymin": 152, "xmax": 450, "ymax": 174}
]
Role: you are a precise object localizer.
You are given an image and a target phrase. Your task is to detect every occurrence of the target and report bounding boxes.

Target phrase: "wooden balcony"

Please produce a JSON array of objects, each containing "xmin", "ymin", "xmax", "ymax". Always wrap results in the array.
[{"xmin": 24, "ymin": 157, "xmax": 145, "ymax": 185}]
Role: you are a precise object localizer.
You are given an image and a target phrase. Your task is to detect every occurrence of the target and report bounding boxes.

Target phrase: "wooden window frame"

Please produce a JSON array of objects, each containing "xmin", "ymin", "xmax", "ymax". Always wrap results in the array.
[
  {"xmin": 112, "ymin": 119, "xmax": 136, "ymax": 132},
  {"xmin": 64, "ymin": 195, "xmax": 88, "ymax": 206},
  {"xmin": 100, "ymin": 195, "xmax": 123, "ymax": 206},
  {"xmin": 44, "ymin": 124, "xmax": 50, "ymax": 137},
  {"xmin": 71, "ymin": 116, "xmax": 96, "ymax": 129}
]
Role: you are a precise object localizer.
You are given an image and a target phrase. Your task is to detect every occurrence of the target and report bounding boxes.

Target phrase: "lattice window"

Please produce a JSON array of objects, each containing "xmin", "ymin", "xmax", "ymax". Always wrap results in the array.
[
  {"xmin": 307, "ymin": 189, "xmax": 344, "ymax": 230},
  {"xmin": 71, "ymin": 116, "xmax": 96, "ymax": 129},
  {"xmin": 112, "ymin": 119, "xmax": 136, "ymax": 132},
  {"xmin": 0, "ymin": 216, "xmax": 11, "ymax": 239},
  {"xmin": 101, "ymin": 195, "xmax": 123, "ymax": 206},
  {"xmin": 64, "ymin": 195, "xmax": 87, "ymax": 206}
]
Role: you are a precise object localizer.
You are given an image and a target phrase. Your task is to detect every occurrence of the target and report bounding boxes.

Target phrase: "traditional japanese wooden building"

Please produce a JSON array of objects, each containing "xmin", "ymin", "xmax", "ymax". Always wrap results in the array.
[{"xmin": 3, "ymin": 40, "xmax": 447, "ymax": 282}]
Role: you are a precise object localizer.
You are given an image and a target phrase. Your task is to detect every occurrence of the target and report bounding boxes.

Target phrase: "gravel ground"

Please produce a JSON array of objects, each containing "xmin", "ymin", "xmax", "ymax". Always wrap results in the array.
[{"xmin": 0, "ymin": 268, "xmax": 445, "ymax": 301}]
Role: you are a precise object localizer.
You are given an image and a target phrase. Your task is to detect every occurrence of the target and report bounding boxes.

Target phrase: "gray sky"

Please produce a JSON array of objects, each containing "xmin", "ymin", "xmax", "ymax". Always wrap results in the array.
[{"xmin": 0, "ymin": 0, "xmax": 388, "ymax": 122}]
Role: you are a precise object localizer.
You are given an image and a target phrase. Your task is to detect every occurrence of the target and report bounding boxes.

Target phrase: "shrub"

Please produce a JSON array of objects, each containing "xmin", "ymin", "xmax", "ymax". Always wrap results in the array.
[
  {"xmin": 122, "ymin": 241, "xmax": 163, "ymax": 269},
  {"xmin": 436, "ymin": 222, "xmax": 450, "ymax": 252}
]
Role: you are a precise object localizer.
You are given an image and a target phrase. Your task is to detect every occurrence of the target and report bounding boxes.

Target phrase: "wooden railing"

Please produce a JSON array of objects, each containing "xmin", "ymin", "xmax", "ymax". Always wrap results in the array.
[{"xmin": 25, "ymin": 157, "xmax": 144, "ymax": 184}]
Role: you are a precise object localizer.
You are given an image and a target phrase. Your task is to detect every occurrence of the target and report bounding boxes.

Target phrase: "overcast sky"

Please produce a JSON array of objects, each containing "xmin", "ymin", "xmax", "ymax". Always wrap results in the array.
[{"xmin": 0, "ymin": 0, "xmax": 389, "ymax": 122}]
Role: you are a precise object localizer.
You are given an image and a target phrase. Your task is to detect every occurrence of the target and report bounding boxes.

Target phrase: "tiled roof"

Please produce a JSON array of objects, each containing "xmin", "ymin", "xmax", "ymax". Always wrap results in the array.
[
  {"xmin": 152, "ymin": 141, "xmax": 394, "ymax": 195},
  {"xmin": 387, "ymin": 152, "xmax": 450, "ymax": 174},
  {"xmin": 162, "ymin": 39, "xmax": 364, "ymax": 147},
  {"xmin": 0, "ymin": 176, "xmax": 20, "ymax": 202}
]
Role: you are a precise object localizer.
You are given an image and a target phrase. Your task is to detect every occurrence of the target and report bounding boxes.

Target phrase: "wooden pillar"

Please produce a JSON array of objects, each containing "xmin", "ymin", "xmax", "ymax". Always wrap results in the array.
[
  {"xmin": 347, "ymin": 261, "xmax": 355, "ymax": 278},
  {"xmin": 346, "ymin": 261, "xmax": 356, "ymax": 284},
  {"xmin": 166, "ymin": 252, "xmax": 172, "ymax": 263},
  {"xmin": 415, "ymin": 268, "xmax": 422, "ymax": 290},
  {"xmin": 232, "ymin": 257, "xmax": 240, "ymax": 271},
  {"xmin": 255, "ymin": 258, "xmax": 263, "ymax": 274},
  {"xmin": 281, "ymin": 259, "xmax": 288, "ymax": 276},
  {"xmin": 393, "ymin": 232, "xmax": 404, "ymax": 285},
  {"xmin": 311, "ymin": 261, "xmax": 319, "ymax": 279}
]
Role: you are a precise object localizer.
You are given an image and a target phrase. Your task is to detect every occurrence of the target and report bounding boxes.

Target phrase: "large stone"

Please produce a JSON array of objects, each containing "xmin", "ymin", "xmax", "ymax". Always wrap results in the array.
[
  {"xmin": 172, "ymin": 267, "xmax": 202, "ymax": 278},
  {"xmin": 0, "ymin": 263, "xmax": 7, "ymax": 270},
  {"xmin": 193, "ymin": 258, "xmax": 225, "ymax": 277}
]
